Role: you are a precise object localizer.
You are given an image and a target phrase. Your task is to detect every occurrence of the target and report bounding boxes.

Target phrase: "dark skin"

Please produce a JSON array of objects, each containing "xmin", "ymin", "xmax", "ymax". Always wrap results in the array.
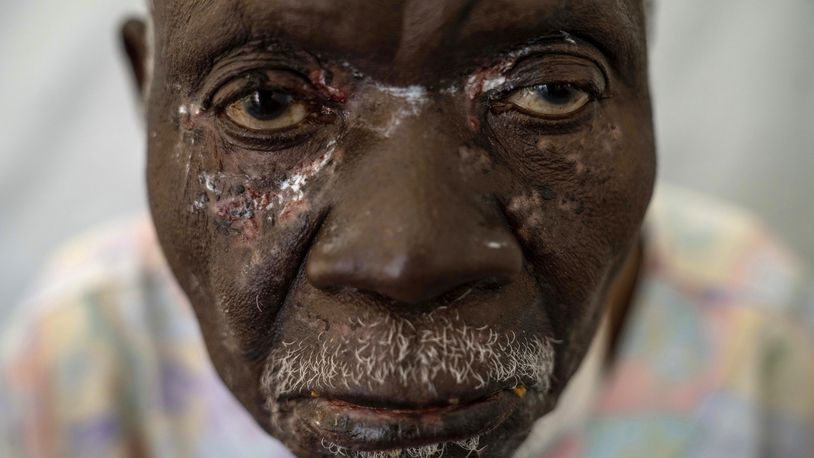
[{"xmin": 123, "ymin": 0, "xmax": 654, "ymax": 455}]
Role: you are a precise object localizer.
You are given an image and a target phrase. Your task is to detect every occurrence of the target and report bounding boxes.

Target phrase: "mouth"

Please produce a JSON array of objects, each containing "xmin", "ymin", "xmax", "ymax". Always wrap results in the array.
[{"xmin": 288, "ymin": 386, "xmax": 527, "ymax": 452}]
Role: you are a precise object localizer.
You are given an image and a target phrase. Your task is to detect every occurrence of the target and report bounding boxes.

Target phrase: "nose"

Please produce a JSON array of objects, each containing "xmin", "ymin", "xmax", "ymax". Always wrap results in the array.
[{"xmin": 305, "ymin": 111, "xmax": 523, "ymax": 305}]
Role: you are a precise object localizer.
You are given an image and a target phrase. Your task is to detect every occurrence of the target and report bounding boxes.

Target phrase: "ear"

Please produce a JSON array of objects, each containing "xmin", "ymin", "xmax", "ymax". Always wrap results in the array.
[{"xmin": 121, "ymin": 18, "xmax": 150, "ymax": 99}]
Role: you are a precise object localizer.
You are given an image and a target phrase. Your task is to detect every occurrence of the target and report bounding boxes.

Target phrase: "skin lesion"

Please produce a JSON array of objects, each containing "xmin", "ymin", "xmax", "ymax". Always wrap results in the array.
[{"xmin": 192, "ymin": 142, "xmax": 338, "ymax": 240}]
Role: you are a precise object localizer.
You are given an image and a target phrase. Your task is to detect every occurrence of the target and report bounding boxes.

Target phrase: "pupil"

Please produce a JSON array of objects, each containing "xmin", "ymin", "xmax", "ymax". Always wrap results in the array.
[
  {"xmin": 245, "ymin": 90, "xmax": 292, "ymax": 120},
  {"xmin": 537, "ymin": 84, "xmax": 575, "ymax": 105}
]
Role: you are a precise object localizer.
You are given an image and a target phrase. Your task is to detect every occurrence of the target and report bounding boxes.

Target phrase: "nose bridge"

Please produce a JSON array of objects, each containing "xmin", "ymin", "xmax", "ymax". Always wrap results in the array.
[
  {"xmin": 360, "ymin": 119, "xmax": 466, "ymax": 265},
  {"xmin": 306, "ymin": 100, "xmax": 522, "ymax": 304},
  {"xmin": 364, "ymin": 107, "xmax": 463, "ymax": 241}
]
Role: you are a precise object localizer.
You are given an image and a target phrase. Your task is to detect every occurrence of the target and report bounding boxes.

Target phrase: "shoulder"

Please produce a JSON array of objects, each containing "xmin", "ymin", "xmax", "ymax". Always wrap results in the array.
[
  {"xmin": 2, "ymin": 215, "xmax": 193, "ymax": 361},
  {"xmin": 601, "ymin": 184, "xmax": 814, "ymax": 456},
  {"xmin": 560, "ymin": 187, "xmax": 814, "ymax": 458},
  {"xmin": 642, "ymin": 184, "xmax": 814, "ymax": 388},
  {"xmin": 2, "ymin": 214, "xmax": 170, "ymax": 350},
  {"xmin": 0, "ymin": 216, "xmax": 199, "ymax": 456},
  {"xmin": 0, "ymin": 217, "xmax": 292, "ymax": 457},
  {"xmin": 645, "ymin": 184, "xmax": 814, "ymax": 326}
]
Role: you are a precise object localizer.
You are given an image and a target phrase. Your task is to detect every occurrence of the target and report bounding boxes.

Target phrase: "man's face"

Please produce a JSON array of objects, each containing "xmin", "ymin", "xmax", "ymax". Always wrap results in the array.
[{"xmin": 142, "ymin": 0, "xmax": 654, "ymax": 455}]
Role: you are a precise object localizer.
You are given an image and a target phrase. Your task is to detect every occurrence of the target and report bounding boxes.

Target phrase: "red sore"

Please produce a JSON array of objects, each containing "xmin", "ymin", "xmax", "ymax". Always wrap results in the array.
[{"xmin": 309, "ymin": 69, "xmax": 348, "ymax": 104}]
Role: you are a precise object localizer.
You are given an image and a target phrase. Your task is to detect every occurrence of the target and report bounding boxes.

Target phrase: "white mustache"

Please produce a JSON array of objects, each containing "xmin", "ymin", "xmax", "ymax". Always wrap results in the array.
[{"xmin": 260, "ymin": 312, "xmax": 555, "ymax": 401}]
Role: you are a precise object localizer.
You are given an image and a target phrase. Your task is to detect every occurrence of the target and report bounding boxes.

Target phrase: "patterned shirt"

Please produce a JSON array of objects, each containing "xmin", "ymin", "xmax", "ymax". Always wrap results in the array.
[{"xmin": 2, "ymin": 184, "xmax": 813, "ymax": 458}]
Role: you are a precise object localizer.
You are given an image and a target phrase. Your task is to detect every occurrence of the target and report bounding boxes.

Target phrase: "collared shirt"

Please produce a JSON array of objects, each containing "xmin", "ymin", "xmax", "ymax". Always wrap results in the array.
[{"xmin": 2, "ymin": 185, "xmax": 813, "ymax": 458}]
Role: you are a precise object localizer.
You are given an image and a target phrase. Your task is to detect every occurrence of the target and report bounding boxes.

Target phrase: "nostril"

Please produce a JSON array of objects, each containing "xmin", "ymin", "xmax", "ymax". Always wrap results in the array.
[
  {"xmin": 305, "ymin": 195, "xmax": 525, "ymax": 305},
  {"xmin": 307, "ymin": 230, "xmax": 523, "ymax": 305},
  {"xmin": 439, "ymin": 276, "xmax": 511, "ymax": 305}
]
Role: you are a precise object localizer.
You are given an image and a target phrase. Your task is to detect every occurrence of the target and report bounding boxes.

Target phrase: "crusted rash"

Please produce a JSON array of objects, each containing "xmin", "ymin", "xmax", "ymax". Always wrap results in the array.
[{"xmin": 191, "ymin": 141, "xmax": 337, "ymax": 237}]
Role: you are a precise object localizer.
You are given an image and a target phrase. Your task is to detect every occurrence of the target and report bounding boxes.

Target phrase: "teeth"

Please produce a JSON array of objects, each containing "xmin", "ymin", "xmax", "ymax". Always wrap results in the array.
[
  {"xmin": 449, "ymin": 398, "xmax": 460, "ymax": 405},
  {"xmin": 513, "ymin": 386, "xmax": 527, "ymax": 398},
  {"xmin": 310, "ymin": 390, "xmax": 320, "ymax": 398}
]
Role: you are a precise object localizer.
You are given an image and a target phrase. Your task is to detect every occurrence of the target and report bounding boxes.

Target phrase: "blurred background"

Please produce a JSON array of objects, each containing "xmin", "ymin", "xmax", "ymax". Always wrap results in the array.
[{"xmin": 1, "ymin": 0, "xmax": 812, "ymax": 317}]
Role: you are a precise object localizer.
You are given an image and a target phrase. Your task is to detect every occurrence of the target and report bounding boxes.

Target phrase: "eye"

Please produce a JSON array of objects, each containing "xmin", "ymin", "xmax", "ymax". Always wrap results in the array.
[
  {"xmin": 506, "ymin": 83, "xmax": 591, "ymax": 118},
  {"xmin": 224, "ymin": 89, "xmax": 309, "ymax": 131}
]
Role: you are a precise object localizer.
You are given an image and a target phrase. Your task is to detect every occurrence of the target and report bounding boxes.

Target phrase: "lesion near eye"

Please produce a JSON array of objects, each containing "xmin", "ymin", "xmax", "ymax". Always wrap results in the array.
[
  {"xmin": 224, "ymin": 89, "xmax": 309, "ymax": 132},
  {"xmin": 505, "ymin": 84, "xmax": 592, "ymax": 119}
]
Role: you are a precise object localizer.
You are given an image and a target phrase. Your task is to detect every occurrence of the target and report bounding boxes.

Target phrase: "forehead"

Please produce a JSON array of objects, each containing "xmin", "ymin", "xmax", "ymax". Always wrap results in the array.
[{"xmin": 153, "ymin": 0, "xmax": 647, "ymax": 85}]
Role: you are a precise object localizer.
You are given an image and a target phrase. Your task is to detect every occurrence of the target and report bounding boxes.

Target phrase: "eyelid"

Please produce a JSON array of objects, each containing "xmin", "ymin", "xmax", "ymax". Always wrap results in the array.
[
  {"xmin": 195, "ymin": 42, "xmax": 323, "ymax": 102},
  {"xmin": 209, "ymin": 69, "xmax": 317, "ymax": 112},
  {"xmin": 495, "ymin": 53, "xmax": 608, "ymax": 99},
  {"xmin": 209, "ymin": 68, "xmax": 342, "ymax": 152}
]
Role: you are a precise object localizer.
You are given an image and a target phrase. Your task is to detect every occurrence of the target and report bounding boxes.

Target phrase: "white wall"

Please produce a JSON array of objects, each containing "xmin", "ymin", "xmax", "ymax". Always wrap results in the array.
[
  {"xmin": 1, "ymin": 0, "xmax": 812, "ymax": 311},
  {"xmin": 650, "ymin": 0, "xmax": 814, "ymax": 266},
  {"xmin": 0, "ymin": 0, "xmax": 147, "ymax": 306}
]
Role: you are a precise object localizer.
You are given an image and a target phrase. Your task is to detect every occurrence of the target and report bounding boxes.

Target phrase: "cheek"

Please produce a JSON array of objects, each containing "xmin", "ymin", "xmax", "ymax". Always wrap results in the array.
[
  {"xmin": 152, "ymin": 101, "xmax": 342, "ymax": 244},
  {"xmin": 499, "ymin": 112, "xmax": 653, "ymax": 339},
  {"xmin": 505, "ymin": 109, "xmax": 653, "ymax": 250},
  {"xmin": 148, "ymin": 101, "xmax": 343, "ymax": 352}
]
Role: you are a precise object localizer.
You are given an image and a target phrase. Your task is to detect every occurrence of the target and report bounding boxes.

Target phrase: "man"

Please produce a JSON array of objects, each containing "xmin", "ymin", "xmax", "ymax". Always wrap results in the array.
[{"xmin": 1, "ymin": 1, "xmax": 812, "ymax": 457}]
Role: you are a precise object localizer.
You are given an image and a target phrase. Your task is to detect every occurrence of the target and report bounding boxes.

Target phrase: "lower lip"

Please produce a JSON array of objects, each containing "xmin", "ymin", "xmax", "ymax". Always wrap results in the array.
[{"xmin": 292, "ymin": 390, "xmax": 522, "ymax": 451}]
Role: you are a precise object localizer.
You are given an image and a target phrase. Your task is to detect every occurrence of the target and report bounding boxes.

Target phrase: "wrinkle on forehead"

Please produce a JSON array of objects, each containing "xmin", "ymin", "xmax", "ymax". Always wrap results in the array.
[
  {"xmin": 155, "ymin": 0, "xmax": 404, "ymax": 81},
  {"xmin": 154, "ymin": 0, "xmax": 647, "ymax": 87},
  {"xmin": 391, "ymin": 0, "xmax": 470, "ymax": 70}
]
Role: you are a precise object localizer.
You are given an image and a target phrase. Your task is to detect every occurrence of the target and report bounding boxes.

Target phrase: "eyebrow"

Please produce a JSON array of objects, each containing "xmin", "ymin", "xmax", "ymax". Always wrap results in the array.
[
  {"xmin": 163, "ymin": 0, "xmax": 646, "ymax": 89},
  {"xmin": 447, "ymin": 3, "xmax": 645, "ymax": 83},
  {"xmin": 548, "ymin": 5, "xmax": 646, "ymax": 83}
]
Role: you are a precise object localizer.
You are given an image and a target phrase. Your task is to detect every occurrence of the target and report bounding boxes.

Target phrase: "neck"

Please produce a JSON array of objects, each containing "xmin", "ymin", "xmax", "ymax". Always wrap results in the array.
[{"xmin": 604, "ymin": 236, "xmax": 644, "ymax": 363}]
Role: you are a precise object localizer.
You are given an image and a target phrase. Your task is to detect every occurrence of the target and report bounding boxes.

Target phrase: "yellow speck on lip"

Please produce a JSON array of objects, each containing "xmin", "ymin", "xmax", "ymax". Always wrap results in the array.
[
  {"xmin": 449, "ymin": 398, "xmax": 460, "ymax": 405},
  {"xmin": 513, "ymin": 386, "xmax": 527, "ymax": 398},
  {"xmin": 310, "ymin": 390, "xmax": 320, "ymax": 398}
]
